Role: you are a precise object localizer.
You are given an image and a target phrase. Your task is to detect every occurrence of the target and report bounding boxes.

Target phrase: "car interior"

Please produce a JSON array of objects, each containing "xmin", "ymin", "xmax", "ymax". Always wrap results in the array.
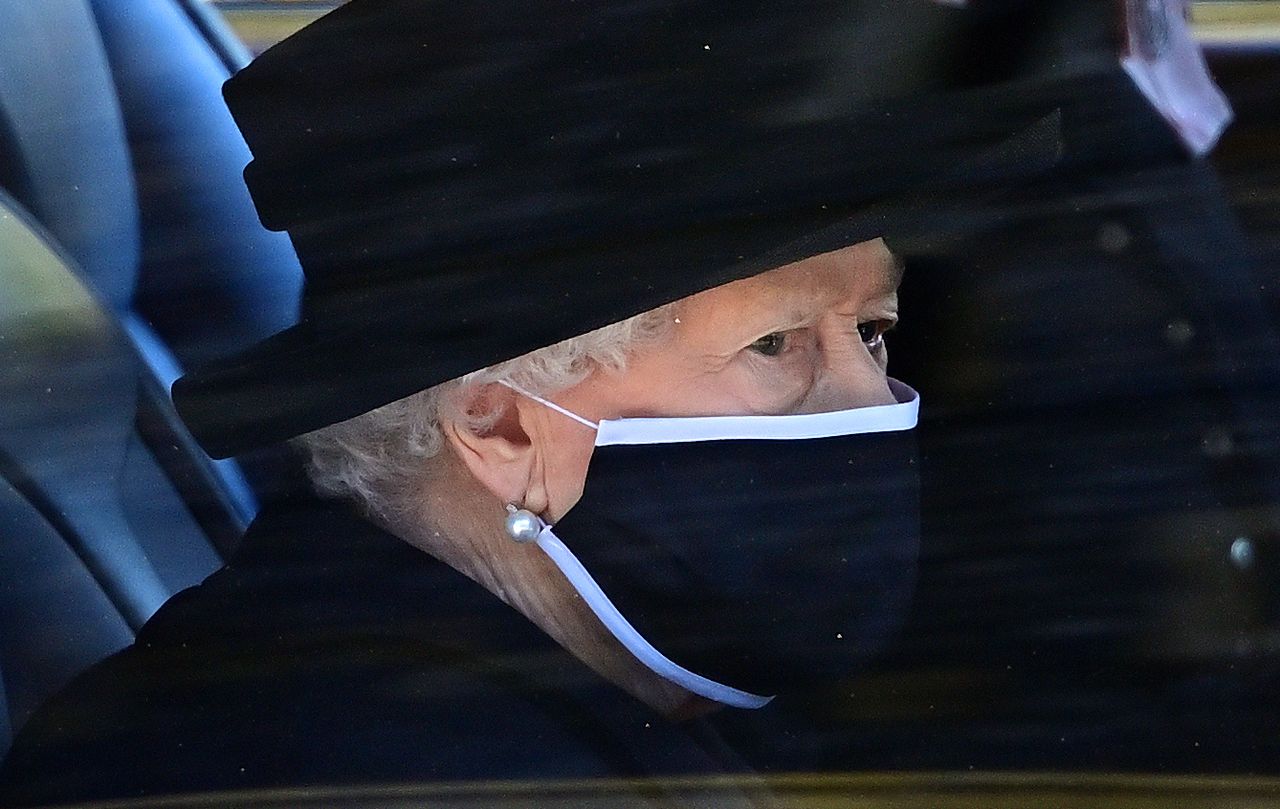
[
  {"xmin": 2, "ymin": 0, "xmax": 1279, "ymax": 781},
  {"xmin": 0, "ymin": 0, "xmax": 302, "ymax": 757}
]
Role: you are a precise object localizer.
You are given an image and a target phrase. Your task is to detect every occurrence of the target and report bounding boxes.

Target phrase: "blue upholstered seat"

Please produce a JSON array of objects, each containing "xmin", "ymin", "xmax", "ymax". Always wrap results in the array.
[{"xmin": 0, "ymin": 0, "xmax": 302, "ymax": 755}]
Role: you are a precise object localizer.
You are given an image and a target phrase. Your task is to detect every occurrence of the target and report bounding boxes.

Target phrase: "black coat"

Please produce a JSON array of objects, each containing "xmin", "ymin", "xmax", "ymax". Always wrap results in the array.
[{"xmin": 0, "ymin": 497, "xmax": 753, "ymax": 807}]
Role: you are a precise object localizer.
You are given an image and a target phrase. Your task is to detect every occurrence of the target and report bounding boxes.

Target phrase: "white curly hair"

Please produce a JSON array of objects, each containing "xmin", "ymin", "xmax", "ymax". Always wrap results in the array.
[{"xmin": 294, "ymin": 303, "xmax": 679, "ymax": 521}]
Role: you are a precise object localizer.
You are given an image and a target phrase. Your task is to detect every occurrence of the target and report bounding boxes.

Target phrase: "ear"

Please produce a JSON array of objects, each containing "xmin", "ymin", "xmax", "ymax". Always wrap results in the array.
[{"xmin": 441, "ymin": 382, "xmax": 542, "ymax": 509}]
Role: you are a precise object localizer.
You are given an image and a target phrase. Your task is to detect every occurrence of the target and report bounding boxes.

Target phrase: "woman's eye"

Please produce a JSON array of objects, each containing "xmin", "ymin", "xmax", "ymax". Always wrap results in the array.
[
  {"xmin": 857, "ymin": 319, "xmax": 893, "ymax": 350},
  {"xmin": 748, "ymin": 332, "xmax": 789, "ymax": 357}
]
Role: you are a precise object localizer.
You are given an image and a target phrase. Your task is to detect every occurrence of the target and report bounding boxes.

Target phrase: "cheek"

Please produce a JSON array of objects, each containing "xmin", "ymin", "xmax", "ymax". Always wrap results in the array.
[{"xmin": 541, "ymin": 421, "xmax": 598, "ymax": 522}]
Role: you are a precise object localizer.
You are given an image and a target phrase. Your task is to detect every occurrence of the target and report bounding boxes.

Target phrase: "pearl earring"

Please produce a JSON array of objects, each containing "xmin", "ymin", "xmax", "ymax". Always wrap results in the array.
[{"xmin": 504, "ymin": 503, "xmax": 545, "ymax": 543}]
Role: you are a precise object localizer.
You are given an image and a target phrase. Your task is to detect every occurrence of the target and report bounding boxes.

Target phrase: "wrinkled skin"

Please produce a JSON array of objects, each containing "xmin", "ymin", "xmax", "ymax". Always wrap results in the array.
[{"xmin": 408, "ymin": 237, "xmax": 904, "ymax": 715}]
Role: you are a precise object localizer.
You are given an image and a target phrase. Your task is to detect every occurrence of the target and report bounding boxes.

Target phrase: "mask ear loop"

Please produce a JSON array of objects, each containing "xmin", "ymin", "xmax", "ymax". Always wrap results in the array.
[
  {"xmin": 496, "ymin": 379, "xmax": 599, "ymax": 430},
  {"xmin": 497, "ymin": 383, "xmax": 770, "ymax": 707},
  {"xmin": 495, "ymin": 380, "xmax": 596, "ymax": 544}
]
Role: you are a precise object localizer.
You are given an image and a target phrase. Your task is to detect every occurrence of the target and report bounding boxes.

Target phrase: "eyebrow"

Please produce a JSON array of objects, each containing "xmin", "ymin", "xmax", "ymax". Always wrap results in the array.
[
  {"xmin": 731, "ymin": 297, "xmax": 814, "ymax": 342},
  {"xmin": 725, "ymin": 248, "xmax": 906, "ymax": 344}
]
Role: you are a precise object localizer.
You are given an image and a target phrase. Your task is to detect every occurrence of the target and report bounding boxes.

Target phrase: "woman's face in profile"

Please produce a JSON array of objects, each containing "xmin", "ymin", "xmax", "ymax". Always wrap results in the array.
[{"xmin": 493, "ymin": 236, "xmax": 904, "ymax": 521}]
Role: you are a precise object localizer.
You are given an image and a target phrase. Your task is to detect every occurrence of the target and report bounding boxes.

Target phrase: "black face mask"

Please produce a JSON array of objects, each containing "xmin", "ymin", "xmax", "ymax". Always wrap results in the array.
[{"xmin": 503, "ymin": 380, "xmax": 921, "ymax": 707}]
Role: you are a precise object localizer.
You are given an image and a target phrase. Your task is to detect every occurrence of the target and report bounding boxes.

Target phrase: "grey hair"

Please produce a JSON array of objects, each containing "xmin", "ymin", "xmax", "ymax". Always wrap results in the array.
[{"xmin": 294, "ymin": 304, "xmax": 679, "ymax": 521}]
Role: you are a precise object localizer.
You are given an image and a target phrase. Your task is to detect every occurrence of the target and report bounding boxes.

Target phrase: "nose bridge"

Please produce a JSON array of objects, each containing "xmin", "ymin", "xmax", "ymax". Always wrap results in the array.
[{"xmin": 806, "ymin": 319, "xmax": 895, "ymax": 411}]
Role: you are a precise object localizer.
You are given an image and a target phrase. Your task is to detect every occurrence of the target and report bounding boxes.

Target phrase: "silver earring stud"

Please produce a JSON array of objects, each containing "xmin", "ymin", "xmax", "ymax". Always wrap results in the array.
[{"xmin": 504, "ymin": 504, "xmax": 544, "ymax": 543}]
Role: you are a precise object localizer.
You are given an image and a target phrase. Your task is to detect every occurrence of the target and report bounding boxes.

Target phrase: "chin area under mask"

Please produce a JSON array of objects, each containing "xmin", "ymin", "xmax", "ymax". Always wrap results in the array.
[{"xmin": 502, "ymin": 379, "xmax": 922, "ymax": 707}]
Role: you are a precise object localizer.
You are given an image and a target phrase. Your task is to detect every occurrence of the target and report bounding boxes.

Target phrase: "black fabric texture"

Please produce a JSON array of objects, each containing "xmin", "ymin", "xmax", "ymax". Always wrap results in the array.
[
  {"xmin": 0, "ymin": 497, "xmax": 744, "ymax": 807},
  {"xmin": 167, "ymin": 0, "xmax": 1187, "ymax": 459},
  {"xmin": 551, "ymin": 429, "xmax": 920, "ymax": 697}
]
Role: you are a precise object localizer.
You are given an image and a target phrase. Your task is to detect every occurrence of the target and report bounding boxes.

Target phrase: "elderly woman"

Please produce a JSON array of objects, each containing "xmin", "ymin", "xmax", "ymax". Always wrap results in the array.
[
  {"xmin": 297, "ymin": 235, "xmax": 914, "ymax": 718},
  {"xmin": 0, "ymin": 0, "xmax": 1065, "ymax": 804}
]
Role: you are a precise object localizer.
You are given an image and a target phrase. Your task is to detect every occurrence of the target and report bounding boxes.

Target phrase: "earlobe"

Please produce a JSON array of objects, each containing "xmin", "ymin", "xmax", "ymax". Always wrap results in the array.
[{"xmin": 442, "ymin": 383, "xmax": 540, "ymax": 508}]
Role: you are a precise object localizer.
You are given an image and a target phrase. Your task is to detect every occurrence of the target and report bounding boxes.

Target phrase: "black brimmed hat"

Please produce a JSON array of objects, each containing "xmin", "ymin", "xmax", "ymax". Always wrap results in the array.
[{"xmin": 174, "ymin": 0, "xmax": 1184, "ymax": 458}]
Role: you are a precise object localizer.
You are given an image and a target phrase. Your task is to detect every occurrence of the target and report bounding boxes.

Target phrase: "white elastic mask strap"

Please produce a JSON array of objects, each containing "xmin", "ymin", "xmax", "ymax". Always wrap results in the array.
[{"xmin": 497, "ymin": 380, "xmax": 599, "ymax": 430}]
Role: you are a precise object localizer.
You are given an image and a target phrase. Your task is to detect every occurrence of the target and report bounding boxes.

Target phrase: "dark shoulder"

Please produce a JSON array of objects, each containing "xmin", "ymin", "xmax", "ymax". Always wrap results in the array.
[{"xmin": 0, "ymin": 498, "xmax": 723, "ymax": 806}]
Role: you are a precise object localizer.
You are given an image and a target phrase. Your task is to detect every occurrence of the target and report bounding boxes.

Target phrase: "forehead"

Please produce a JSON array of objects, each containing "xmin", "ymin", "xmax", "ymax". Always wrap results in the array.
[{"xmin": 682, "ymin": 238, "xmax": 900, "ymax": 320}]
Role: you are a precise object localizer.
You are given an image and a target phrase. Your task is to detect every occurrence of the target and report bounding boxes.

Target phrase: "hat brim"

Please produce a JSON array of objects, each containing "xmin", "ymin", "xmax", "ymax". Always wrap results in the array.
[{"xmin": 174, "ymin": 110, "xmax": 1066, "ymax": 459}]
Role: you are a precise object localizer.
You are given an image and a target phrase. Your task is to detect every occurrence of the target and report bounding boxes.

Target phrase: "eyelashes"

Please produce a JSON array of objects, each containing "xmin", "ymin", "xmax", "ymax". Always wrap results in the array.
[
  {"xmin": 747, "ymin": 319, "xmax": 895, "ymax": 358},
  {"xmin": 747, "ymin": 332, "xmax": 790, "ymax": 357},
  {"xmin": 857, "ymin": 318, "xmax": 895, "ymax": 352}
]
